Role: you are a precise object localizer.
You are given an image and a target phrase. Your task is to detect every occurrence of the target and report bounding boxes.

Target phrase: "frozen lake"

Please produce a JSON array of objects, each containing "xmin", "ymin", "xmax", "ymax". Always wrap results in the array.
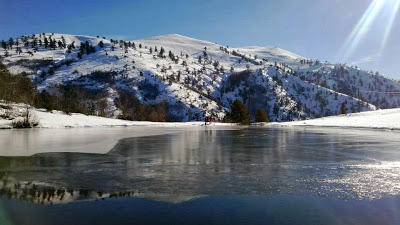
[{"xmin": 1, "ymin": 126, "xmax": 400, "ymax": 224}]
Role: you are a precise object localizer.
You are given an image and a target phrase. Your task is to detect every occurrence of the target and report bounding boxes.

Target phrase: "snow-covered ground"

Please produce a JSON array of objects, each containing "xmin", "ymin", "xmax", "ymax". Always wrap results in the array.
[
  {"xmin": 270, "ymin": 108, "xmax": 400, "ymax": 130},
  {"xmin": 0, "ymin": 104, "xmax": 235, "ymax": 129},
  {"xmin": 1, "ymin": 101, "xmax": 399, "ymax": 130}
]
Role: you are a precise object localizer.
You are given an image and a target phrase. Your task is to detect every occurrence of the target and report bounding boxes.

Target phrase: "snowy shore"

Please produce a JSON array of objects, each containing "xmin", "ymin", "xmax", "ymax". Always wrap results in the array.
[
  {"xmin": 269, "ymin": 108, "xmax": 400, "ymax": 130},
  {"xmin": 0, "ymin": 105, "xmax": 235, "ymax": 129},
  {"xmin": 2, "ymin": 102, "xmax": 400, "ymax": 130}
]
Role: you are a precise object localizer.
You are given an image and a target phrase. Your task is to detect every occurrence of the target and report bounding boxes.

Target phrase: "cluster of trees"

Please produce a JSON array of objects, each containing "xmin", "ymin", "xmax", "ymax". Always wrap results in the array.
[
  {"xmin": 110, "ymin": 39, "xmax": 136, "ymax": 49},
  {"xmin": 86, "ymin": 70, "xmax": 117, "ymax": 84},
  {"xmin": 0, "ymin": 62, "xmax": 110, "ymax": 117},
  {"xmin": 115, "ymin": 89, "xmax": 173, "ymax": 122},
  {"xmin": 224, "ymin": 100, "xmax": 269, "ymax": 125},
  {"xmin": 43, "ymin": 36, "xmax": 66, "ymax": 49},
  {"xmin": 31, "ymin": 85, "xmax": 107, "ymax": 116},
  {"xmin": 300, "ymin": 59, "xmax": 314, "ymax": 65},
  {"xmin": 51, "ymin": 84, "xmax": 109, "ymax": 115},
  {"xmin": 107, "ymin": 39, "xmax": 140, "ymax": 53},
  {"xmin": 219, "ymin": 46, "xmax": 230, "ymax": 54},
  {"xmin": 165, "ymin": 50, "xmax": 189, "ymax": 65},
  {"xmin": 1, "ymin": 34, "xmax": 68, "ymax": 58},
  {"xmin": 225, "ymin": 70, "xmax": 252, "ymax": 91},
  {"xmin": 0, "ymin": 62, "xmax": 36, "ymax": 105},
  {"xmin": 78, "ymin": 41, "xmax": 96, "ymax": 59},
  {"xmin": 0, "ymin": 62, "xmax": 44, "ymax": 127},
  {"xmin": 231, "ymin": 50, "xmax": 261, "ymax": 66}
]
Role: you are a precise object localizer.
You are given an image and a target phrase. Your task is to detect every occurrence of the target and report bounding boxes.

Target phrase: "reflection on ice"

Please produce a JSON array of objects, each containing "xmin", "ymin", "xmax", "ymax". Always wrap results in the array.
[
  {"xmin": 0, "ymin": 173, "xmax": 201, "ymax": 204},
  {"xmin": 1, "ymin": 127, "xmax": 400, "ymax": 203}
]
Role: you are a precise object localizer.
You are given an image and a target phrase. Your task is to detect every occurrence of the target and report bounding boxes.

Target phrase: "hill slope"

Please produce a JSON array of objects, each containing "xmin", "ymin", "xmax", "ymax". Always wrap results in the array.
[{"xmin": 1, "ymin": 33, "xmax": 399, "ymax": 122}]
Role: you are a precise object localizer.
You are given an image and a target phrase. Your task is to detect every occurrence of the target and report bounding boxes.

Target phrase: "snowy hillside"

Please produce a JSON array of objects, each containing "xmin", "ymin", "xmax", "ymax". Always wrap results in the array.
[
  {"xmin": 0, "ymin": 32, "xmax": 398, "ymax": 122},
  {"xmin": 272, "ymin": 108, "xmax": 400, "ymax": 130},
  {"xmin": 296, "ymin": 64, "xmax": 400, "ymax": 109}
]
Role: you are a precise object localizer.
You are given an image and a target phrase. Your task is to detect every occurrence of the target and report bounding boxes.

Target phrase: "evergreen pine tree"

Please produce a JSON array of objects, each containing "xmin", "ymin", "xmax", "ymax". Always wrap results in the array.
[
  {"xmin": 159, "ymin": 47, "xmax": 165, "ymax": 57},
  {"xmin": 52, "ymin": 38, "xmax": 57, "ymax": 49},
  {"xmin": 85, "ymin": 41, "xmax": 91, "ymax": 54},
  {"xmin": 40, "ymin": 70, "xmax": 46, "ymax": 79},
  {"xmin": 48, "ymin": 67, "xmax": 55, "ymax": 75},
  {"xmin": 255, "ymin": 108, "xmax": 270, "ymax": 122},
  {"xmin": 8, "ymin": 37, "xmax": 14, "ymax": 49},
  {"xmin": 340, "ymin": 102, "xmax": 347, "ymax": 115},
  {"xmin": 229, "ymin": 100, "xmax": 250, "ymax": 125},
  {"xmin": 1, "ymin": 40, "xmax": 6, "ymax": 50},
  {"xmin": 80, "ymin": 42, "xmax": 85, "ymax": 54}
]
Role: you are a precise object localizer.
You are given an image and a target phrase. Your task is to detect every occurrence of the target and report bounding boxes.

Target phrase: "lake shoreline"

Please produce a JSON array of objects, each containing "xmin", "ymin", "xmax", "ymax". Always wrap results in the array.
[{"xmin": 2, "ymin": 105, "xmax": 400, "ymax": 130}]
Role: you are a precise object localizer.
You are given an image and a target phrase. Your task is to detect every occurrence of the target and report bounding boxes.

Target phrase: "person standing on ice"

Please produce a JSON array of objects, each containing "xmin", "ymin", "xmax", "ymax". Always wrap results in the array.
[{"xmin": 205, "ymin": 116, "xmax": 208, "ymax": 126}]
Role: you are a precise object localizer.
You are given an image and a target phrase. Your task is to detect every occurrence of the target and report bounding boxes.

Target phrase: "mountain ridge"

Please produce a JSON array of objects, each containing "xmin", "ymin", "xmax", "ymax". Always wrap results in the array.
[{"xmin": 1, "ymin": 32, "xmax": 399, "ymax": 122}]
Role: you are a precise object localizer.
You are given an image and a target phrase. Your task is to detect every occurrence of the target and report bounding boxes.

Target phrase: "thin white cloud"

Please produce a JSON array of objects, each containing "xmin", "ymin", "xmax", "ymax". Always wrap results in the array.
[{"xmin": 350, "ymin": 53, "xmax": 382, "ymax": 66}]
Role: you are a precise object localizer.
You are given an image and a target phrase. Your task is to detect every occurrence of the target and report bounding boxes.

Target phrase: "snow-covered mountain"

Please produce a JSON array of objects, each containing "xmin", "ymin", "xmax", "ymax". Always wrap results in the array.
[{"xmin": 1, "ymin": 33, "xmax": 399, "ymax": 122}]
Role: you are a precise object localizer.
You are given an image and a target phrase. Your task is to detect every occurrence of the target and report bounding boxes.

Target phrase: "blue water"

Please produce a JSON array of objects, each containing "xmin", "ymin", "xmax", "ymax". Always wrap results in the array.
[{"xmin": 2, "ymin": 195, "xmax": 400, "ymax": 225}]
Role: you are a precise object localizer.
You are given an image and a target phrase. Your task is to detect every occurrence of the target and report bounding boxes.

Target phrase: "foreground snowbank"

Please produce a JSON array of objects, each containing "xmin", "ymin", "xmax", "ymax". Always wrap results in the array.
[
  {"xmin": 0, "ymin": 105, "xmax": 235, "ymax": 129},
  {"xmin": 270, "ymin": 108, "xmax": 400, "ymax": 130}
]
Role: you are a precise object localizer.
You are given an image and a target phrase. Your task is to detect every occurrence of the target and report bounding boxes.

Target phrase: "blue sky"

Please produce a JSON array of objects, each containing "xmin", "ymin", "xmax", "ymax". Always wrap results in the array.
[{"xmin": 0, "ymin": 0, "xmax": 399, "ymax": 78}]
